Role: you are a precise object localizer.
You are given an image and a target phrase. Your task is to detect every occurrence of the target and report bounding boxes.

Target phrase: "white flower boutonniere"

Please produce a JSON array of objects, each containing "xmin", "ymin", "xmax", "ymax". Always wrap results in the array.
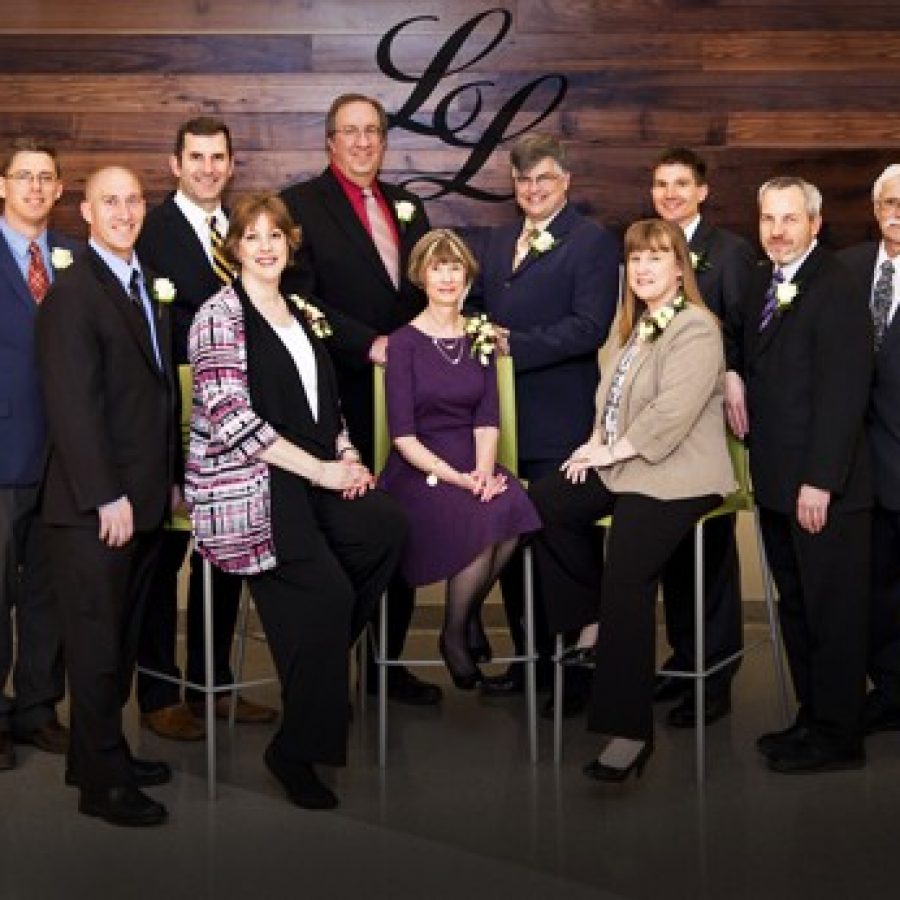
[
  {"xmin": 394, "ymin": 200, "xmax": 416, "ymax": 227},
  {"xmin": 289, "ymin": 294, "xmax": 332, "ymax": 339},
  {"xmin": 50, "ymin": 247, "xmax": 73, "ymax": 270},
  {"xmin": 153, "ymin": 277, "xmax": 176, "ymax": 303},
  {"xmin": 530, "ymin": 229, "xmax": 555, "ymax": 254},
  {"xmin": 464, "ymin": 313, "xmax": 498, "ymax": 366},
  {"xmin": 638, "ymin": 294, "xmax": 686, "ymax": 342},
  {"xmin": 775, "ymin": 280, "xmax": 799, "ymax": 311},
  {"xmin": 690, "ymin": 250, "xmax": 711, "ymax": 273}
]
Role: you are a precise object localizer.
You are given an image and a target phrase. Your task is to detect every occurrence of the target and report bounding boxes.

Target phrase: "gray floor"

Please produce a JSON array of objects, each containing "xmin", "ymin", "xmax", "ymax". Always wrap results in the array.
[{"xmin": 3, "ymin": 624, "xmax": 900, "ymax": 900}]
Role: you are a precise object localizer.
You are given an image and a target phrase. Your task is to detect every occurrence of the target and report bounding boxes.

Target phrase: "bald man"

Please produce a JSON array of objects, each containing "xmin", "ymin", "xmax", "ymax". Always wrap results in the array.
[{"xmin": 37, "ymin": 167, "xmax": 175, "ymax": 825}]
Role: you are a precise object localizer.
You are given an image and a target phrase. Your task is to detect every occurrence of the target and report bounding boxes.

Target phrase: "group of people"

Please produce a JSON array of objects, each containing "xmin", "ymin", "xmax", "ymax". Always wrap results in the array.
[{"xmin": 2, "ymin": 91, "xmax": 898, "ymax": 826}]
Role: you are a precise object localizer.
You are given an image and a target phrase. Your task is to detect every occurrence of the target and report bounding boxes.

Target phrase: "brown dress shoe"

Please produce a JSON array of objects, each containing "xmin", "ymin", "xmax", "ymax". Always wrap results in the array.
[
  {"xmin": 141, "ymin": 703, "xmax": 205, "ymax": 741},
  {"xmin": 0, "ymin": 732, "xmax": 15, "ymax": 770},
  {"xmin": 189, "ymin": 695, "xmax": 278, "ymax": 724},
  {"xmin": 14, "ymin": 719, "xmax": 69, "ymax": 754}
]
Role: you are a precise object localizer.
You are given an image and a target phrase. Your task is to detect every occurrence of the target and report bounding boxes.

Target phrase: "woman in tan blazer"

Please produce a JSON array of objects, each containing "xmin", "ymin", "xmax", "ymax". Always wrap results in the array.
[{"xmin": 529, "ymin": 218, "xmax": 734, "ymax": 782}]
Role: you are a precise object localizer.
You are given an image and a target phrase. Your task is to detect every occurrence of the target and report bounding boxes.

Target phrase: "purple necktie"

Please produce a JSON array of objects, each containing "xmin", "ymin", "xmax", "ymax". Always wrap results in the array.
[{"xmin": 758, "ymin": 269, "xmax": 784, "ymax": 332}]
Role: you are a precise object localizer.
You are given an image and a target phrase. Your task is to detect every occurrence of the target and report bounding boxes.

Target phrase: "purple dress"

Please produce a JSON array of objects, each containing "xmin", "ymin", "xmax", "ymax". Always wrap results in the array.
[{"xmin": 378, "ymin": 324, "xmax": 540, "ymax": 586}]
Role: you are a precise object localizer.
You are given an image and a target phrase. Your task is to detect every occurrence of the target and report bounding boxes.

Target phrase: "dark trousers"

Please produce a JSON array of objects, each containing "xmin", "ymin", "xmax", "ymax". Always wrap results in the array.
[
  {"xmin": 47, "ymin": 525, "xmax": 162, "ymax": 790},
  {"xmin": 529, "ymin": 470, "xmax": 717, "ymax": 740},
  {"xmin": 659, "ymin": 513, "xmax": 743, "ymax": 697},
  {"xmin": 870, "ymin": 505, "xmax": 900, "ymax": 703},
  {"xmin": 249, "ymin": 488, "xmax": 407, "ymax": 765},
  {"xmin": 0, "ymin": 486, "xmax": 64, "ymax": 734},
  {"xmin": 758, "ymin": 505, "xmax": 869, "ymax": 746},
  {"xmin": 136, "ymin": 529, "xmax": 242, "ymax": 712}
]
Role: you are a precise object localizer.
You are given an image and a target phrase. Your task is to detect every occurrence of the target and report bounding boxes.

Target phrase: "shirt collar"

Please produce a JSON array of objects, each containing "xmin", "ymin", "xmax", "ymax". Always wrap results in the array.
[
  {"xmin": 89, "ymin": 237, "xmax": 141, "ymax": 291},
  {"xmin": 0, "ymin": 216, "xmax": 49, "ymax": 262},
  {"xmin": 775, "ymin": 239, "xmax": 817, "ymax": 284},
  {"xmin": 682, "ymin": 215, "xmax": 701, "ymax": 242},
  {"xmin": 524, "ymin": 203, "xmax": 565, "ymax": 236},
  {"xmin": 331, "ymin": 163, "xmax": 380, "ymax": 200},
  {"xmin": 876, "ymin": 241, "xmax": 900, "ymax": 269},
  {"xmin": 174, "ymin": 189, "xmax": 226, "ymax": 237}
]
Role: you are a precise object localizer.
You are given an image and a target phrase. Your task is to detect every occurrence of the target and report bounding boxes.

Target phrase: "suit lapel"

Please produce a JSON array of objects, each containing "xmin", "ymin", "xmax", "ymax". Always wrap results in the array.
[
  {"xmin": 162, "ymin": 195, "xmax": 214, "ymax": 276},
  {"xmin": 0, "ymin": 231, "xmax": 40, "ymax": 316},
  {"xmin": 509, "ymin": 204, "xmax": 573, "ymax": 280},
  {"xmin": 688, "ymin": 218, "xmax": 714, "ymax": 256}
]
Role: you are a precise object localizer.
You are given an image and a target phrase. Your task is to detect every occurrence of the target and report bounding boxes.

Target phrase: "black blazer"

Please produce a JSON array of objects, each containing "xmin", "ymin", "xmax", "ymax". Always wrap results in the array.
[
  {"xmin": 840, "ymin": 241, "xmax": 900, "ymax": 510},
  {"xmin": 725, "ymin": 244, "xmax": 873, "ymax": 514},
  {"xmin": 689, "ymin": 218, "xmax": 757, "ymax": 322},
  {"xmin": 36, "ymin": 248, "xmax": 176, "ymax": 531}
]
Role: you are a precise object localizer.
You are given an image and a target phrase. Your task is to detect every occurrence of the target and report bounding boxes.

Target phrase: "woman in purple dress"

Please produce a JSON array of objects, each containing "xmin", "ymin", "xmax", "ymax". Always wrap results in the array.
[{"xmin": 379, "ymin": 229, "xmax": 540, "ymax": 689}]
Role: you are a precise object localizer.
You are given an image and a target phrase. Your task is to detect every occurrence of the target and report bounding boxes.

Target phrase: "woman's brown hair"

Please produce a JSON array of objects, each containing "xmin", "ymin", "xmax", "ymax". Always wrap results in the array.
[
  {"xmin": 407, "ymin": 228, "xmax": 479, "ymax": 289},
  {"xmin": 223, "ymin": 192, "xmax": 301, "ymax": 268}
]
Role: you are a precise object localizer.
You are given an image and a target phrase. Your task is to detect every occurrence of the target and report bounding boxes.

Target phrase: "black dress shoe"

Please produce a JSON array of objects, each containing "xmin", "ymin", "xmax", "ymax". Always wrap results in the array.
[
  {"xmin": 653, "ymin": 674, "xmax": 690, "ymax": 703},
  {"xmin": 480, "ymin": 669, "xmax": 524, "ymax": 696},
  {"xmin": 756, "ymin": 720, "xmax": 809, "ymax": 759},
  {"xmin": 366, "ymin": 667, "xmax": 443, "ymax": 705},
  {"xmin": 66, "ymin": 757, "xmax": 172, "ymax": 788},
  {"xmin": 766, "ymin": 735, "xmax": 865, "ymax": 773},
  {"xmin": 863, "ymin": 691, "xmax": 900, "ymax": 735},
  {"xmin": 78, "ymin": 785, "xmax": 168, "ymax": 827},
  {"xmin": 13, "ymin": 718, "xmax": 69, "ymax": 754},
  {"xmin": 264, "ymin": 745, "xmax": 338, "ymax": 810},
  {"xmin": 666, "ymin": 691, "xmax": 731, "ymax": 728},
  {"xmin": 0, "ymin": 732, "xmax": 15, "ymax": 771}
]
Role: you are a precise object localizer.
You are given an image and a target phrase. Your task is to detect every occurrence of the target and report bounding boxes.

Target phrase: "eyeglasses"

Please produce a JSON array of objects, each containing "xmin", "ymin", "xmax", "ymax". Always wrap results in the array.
[
  {"xmin": 513, "ymin": 173, "xmax": 561, "ymax": 189},
  {"xmin": 332, "ymin": 126, "xmax": 383, "ymax": 141},
  {"xmin": 878, "ymin": 197, "xmax": 900, "ymax": 212},
  {"xmin": 4, "ymin": 170, "xmax": 57, "ymax": 185}
]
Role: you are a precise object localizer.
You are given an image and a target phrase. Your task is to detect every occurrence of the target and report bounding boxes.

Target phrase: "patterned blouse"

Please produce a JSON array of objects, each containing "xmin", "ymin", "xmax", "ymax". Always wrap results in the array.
[{"xmin": 601, "ymin": 328, "xmax": 643, "ymax": 445}]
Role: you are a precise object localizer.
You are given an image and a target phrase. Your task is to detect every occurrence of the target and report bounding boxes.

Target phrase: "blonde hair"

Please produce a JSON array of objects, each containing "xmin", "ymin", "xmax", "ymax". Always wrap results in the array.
[{"xmin": 407, "ymin": 228, "xmax": 478, "ymax": 288}]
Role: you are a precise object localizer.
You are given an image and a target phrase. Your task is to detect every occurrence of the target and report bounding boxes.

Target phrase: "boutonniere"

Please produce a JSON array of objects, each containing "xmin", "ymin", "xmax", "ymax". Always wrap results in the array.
[
  {"xmin": 690, "ymin": 250, "xmax": 711, "ymax": 273},
  {"xmin": 530, "ymin": 229, "xmax": 555, "ymax": 254},
  {"xmin": 394, "ymin": 200, "xmax": 416, "ymax": 228},
  {"xmin": 464, "ymin": 313, "xmax": 498, "ymax": 366},
  {"xmin": 288, "ymin": 294, "xmax": 332, "ymax": 339},
  {"xmin": 638, "ymin": 294, "xmax": 686, "ymax": 342},
  {"xmin": 50, "ymin": 247, "xmax": 73, "ymax": 270},
  {"xmin": 774, "ymin": 280, "xmax": 799, "ymax": 311},
  {"xmin": 152, "ymin": 277, "xmax": 176, "ymax": 303}
]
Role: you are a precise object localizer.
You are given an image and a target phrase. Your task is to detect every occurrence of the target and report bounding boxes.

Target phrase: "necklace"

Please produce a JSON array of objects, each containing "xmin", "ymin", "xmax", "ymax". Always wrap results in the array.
[{"xmin": 432, "ymin": 335, "xmax": 465, "ymax": 365}]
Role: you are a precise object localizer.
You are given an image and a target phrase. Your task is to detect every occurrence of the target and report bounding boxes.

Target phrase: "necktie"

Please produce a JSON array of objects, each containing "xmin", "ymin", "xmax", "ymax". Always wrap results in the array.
[
  {"xmin": 27, "ymin": 241, "xmax": 50, "ymax": 303},
  {"xmin": 129, "ymin": 270, "xmax": 161, "ymax": 368},
  {"xmin": 758, "ymin": 268, "xmax": 784, "ymax": 332},
  {"xmin": 361, "ymin": 188, "xmax": 399, "ymax": 289},
  {"xmin": 513, "ymin": 224, "xmax": 538, "ymax": 270},
  {"xmin": 872, "ymin": 258, "xmax": 894, "ymax": 350},
  {"xmin": 208, "ymin": 215, "xmax": 233, "ymax": 285}
]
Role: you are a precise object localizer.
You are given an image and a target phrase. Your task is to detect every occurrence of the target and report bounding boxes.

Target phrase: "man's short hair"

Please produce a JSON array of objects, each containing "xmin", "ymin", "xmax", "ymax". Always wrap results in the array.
[
  {"xmin": 509, "ymin": 133, "xmax": 568, "ymax": 174},
  {"xmin": 873, "ymin": 164, "xmax": 900, "ymax": 204},
  {"xmin": 173, "ymin": 117, "xmax": 233, "ymax": 159},
  {"xmin": 653, "ymin": 147, "xmax": 707, "ymax": 185},
  {"xmin": 758, "ymin": 176, "xmax": 822, "ymax": 218},
  {"xmin": 1, "ymin": 136, "xmax": 61, "ymax": 178},
  {"xmin": 325, "ymin": 94, "xmax": 388, "ymax": 137}
]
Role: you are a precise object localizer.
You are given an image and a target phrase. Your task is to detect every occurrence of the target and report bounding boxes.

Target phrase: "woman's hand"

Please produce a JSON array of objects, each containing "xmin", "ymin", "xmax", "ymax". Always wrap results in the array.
[
  {"xmin": 315, "ymin": 459, "xmax": 374, "ymax": 497},
  {"xmin": 561, "ymin": 441, "xmax": 612, "ymax": 483},
  {"xmin": 468, "ymin": 469, "xmax": 508, "ymax": 502}
]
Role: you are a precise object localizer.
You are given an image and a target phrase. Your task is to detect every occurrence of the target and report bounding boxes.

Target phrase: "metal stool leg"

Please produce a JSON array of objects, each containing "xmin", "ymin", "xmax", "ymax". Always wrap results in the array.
[
  {"xmin": 356, "ymin": 628, "xmax": 368, "ymax": 725},
  {"xmin": 229, "ymin": 583, "xmax": 251, "ymax": 730},
  {"xmin": 553, "ymin": 633, "xmax": 564, "ymax": 764},
  {"xmin": 523, "ymin": 546, "xmax": 537, "ymax": 764},
  {"xmin": 694, "ymin": 522, "xmax": 706, "ymax": 784},
  {"xmin": 377, "ymin": 592, "xmax": 388, "ymax": 768},
  {"xmin": 202, "ymin": 557, "xmax": 217, "ymax": 800}
]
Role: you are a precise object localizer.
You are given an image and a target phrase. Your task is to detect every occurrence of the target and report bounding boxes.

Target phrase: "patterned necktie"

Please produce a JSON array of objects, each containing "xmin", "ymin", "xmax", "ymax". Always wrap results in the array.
[
  {"xmin": 872, "ymin": 258, "xmax": 894, "ymax": 350},
  {"xmin": 758, "ymin": 268, "xmax": 785, "ymax": 332},
  {"xmin": 208, "ymin": 215, "xmax": 233, "ymax": 285},
  {"xmin": 361, "ymin": 187, "xmax": 399, "ymax": 289},
  {"xmin": 27, "ymin": 241, "xmax": 50, "ymax": 303},
  {"xmin": 513, "ymin": 224, "xmax": 538, "ymax": 270}
]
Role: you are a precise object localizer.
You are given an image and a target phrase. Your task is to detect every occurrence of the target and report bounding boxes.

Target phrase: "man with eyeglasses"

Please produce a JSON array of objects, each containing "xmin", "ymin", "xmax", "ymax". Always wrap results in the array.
[
  {"xmin": 0, "ymin": 138, "xmax": 79, "ymax": 772},
  {"xmin": 468, "ymin": 132, "xmax": 619, "ymax": 711},
  {"xmin": 839, "ymin": 165, "xmax": 900, "ymax": 738},
  {"xmin": 280, "ymin": 94, "xmax": 440, "ymax": 706}
]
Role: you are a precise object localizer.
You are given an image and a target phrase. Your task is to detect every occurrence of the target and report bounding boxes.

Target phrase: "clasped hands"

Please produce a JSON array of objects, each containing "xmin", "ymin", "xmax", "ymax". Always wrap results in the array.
[
  {"xmin": 462, "ymin": 469, "xmax": 508, "ymax": 502},
  {"xmin": 318, "ymin": 458, "xmax": 376, "ymax": 499}
]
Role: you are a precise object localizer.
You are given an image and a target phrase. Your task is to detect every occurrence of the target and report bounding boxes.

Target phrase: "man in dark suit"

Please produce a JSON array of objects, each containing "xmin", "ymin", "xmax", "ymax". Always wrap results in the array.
[
  {"xmin": 280, "ymin": 94, "xmax": 439, "ymax": 705},
  {"xmin": 468, "ymin": 132, "xmax": 620, "ymax": 705},
  {"xmin": 0, "ymin": 138, "xmax": 79, "ymax": 771},
  {"xmin": 650, "ymin": 148, "xmax": 757, "ymax": 727},
  {"xmin": 37, "ymin": 166, "xmax": 175, "ymax": 824},
  {"xmin": 839, "ymin": 163, "xmax": 900, "ymax": 736},
  {"xmin": 135, "ymin": 117, "xmax": 275, "ymax": 740},
  {"xmin": 725, "ymin": 176, "xmax": 873, "ymax": 772}
]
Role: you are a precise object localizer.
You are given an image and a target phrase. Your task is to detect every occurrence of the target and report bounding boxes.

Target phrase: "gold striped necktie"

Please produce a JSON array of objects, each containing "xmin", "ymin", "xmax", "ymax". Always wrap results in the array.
[{"xmin": 208, "ymin": 215, "xmax": 234, "ymax": 285}]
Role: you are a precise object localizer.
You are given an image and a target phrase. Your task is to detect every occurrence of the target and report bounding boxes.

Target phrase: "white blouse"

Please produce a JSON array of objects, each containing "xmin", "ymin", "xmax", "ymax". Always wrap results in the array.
[{"xmin": 271, "ymin": 319, "xmax": 319, "ymax": 421}]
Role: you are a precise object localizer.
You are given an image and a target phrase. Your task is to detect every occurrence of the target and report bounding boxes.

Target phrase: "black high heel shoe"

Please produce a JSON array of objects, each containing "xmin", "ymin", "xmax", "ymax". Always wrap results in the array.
[
  {"xmin": 583, "ymin": 741, "xmax": 653, "ymax": 783},
  {"xmin": 466, "ymin": 617, "xmax": 493, "ymax": 664},
  {"xmin": 559, "ymin": 645, "xmax": 596, "ymax": 667},
  {"xmin": 438, "ymin": 635, "xmax": 483, "ymax": 691}
]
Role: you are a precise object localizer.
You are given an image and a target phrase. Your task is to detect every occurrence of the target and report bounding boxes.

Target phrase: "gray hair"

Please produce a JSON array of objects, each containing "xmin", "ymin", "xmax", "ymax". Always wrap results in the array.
[
  {"xmin": 758, "ymin": 176, "xmax": 822, "ymax": 218},
  {"xmin": 509, "ymin": 133, "xmax": 568, "ymax": 174},
  {"xmin": 873, "ymin": 164, "xmax": 900, "ymax": 204}
]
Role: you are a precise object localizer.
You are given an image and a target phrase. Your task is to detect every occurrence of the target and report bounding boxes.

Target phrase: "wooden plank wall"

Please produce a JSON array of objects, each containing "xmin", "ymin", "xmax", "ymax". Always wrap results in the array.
[{"xmin": 1, "ymin": 0, "xmax": 898, "ymax": 247}]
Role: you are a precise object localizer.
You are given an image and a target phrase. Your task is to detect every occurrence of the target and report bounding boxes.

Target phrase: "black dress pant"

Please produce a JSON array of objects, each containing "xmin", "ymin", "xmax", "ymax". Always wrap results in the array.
[
  {"xmin": 659, "ymin": 513, "xmax": 743, "ymax": 697},
  {"xmin": 47, "ymin": 525, "xmax": 162, "ymax": 790},
  {"xmin": 137, "ymin": 531, "xmax": 242, "ymax": 711},
  {"xmin": 870, "ymin": 505, "xmax": 900, "ymax": 704},
  {"xmin": 529, "ymin": 470, "xmax": 717, "ymax": 740},
  {"xmin": 758, "ymin": 505, "xmax": 869, "ymax": 746},
  {"xmin": 249, "ymin": 488, "xmax": 407, "ymax": 766}
]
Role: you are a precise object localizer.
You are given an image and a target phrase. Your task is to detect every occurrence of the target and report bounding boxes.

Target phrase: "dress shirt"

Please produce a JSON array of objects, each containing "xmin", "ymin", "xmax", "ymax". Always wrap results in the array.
[
  {"xmin": 173, "ymin": 189, "xmax": 228, "ymax": 267},
  {"xmin": 774, "ymin": 239, "xmax": 817, "ymax": 286},
  {"xmin": 271, "ymin": 318, "xmax": 319, "ymax": 421},
  {"xmin": 330, "ymin": 164, "xmax": 398, "ymax": 246},
  {"xmin": 682, "ymin": 215, "xmax": 701, "ymax": 243},
  {"xmin": 0, "ymin": 216, "xmax": 52, "ymax": 283},
  {"xmin": 874, "ymin": 243, "xmax": 900, "ymax": 326}
]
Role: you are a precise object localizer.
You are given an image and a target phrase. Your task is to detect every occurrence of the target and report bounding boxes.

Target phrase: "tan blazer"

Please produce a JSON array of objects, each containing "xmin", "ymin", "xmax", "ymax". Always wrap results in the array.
[{"xmin": 596, "ymin": 305, "xmax": 735, "ymax": 501}]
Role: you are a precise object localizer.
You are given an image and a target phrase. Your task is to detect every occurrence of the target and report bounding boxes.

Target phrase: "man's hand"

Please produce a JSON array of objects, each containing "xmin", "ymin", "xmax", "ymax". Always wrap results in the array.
[
  {"xmin": 98, "ymin": 496, "xmax": 134, "ymax": 547},
  {"xmin": 170, "ymin": 484, "xmax": 189, "ymax": 518},
  {"xmin": 724, "ymin": 370, "xmax": 749, "ymax": 439},
  {"xmin": 369, "ymin": 335, "xmax": 388, "ymax": 366},
  {"xmin": 796, "ymin": 484, "xmax": 831, "ymax": 534},
  {"xmin": 494, "ymin": 325, "xmax": 511, "ymax": 356}
]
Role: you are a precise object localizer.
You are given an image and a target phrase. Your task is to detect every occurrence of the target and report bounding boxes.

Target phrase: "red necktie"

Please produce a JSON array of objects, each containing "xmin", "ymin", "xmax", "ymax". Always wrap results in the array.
[{"xmin": 27, "ymin": 241, "xmax": 50, "ymax": 303}]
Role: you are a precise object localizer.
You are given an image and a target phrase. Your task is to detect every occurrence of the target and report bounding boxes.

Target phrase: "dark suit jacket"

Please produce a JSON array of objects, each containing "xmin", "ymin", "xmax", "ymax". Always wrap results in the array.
[
  {"xmin": 0, "ymin": 230, "xmax": 82, "ymax": 486},
  {"xmin": 36, "ymin": 248, "xmax": 175, "ymax": 531},
  {"xmin": 468, "ymin": 203, "xmax": 620, "ymax": 463},
  {"xmin": 279, "ymin": 168, "xmax": 430, "ymax": 462},
  {"xmin": 725, "ymin": 244, "xmax": 873, "ymax": 514},
  {"xmin": 839, "ymin": 241, "xmax": 900, "ymax": 510},
  {"xmin": 689, "ymin": 218, "xmax": 757, "ymax": 322}
]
